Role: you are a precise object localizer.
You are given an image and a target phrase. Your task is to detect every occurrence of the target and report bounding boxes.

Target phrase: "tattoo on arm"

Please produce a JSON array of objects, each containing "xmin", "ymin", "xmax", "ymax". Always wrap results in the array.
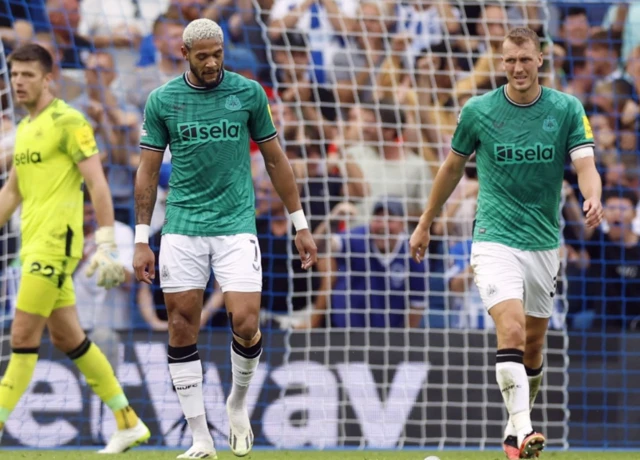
[{"xmin": 135, "ymin": 183, "xmax": 157, "ymax": 225}]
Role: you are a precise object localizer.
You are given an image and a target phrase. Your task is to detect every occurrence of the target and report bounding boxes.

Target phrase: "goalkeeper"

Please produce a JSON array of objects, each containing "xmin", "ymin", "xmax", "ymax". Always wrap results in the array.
[
  {"xmin": 410, "ymin": 28, "xmax": 602, "ymax": 459},
  {"xmin": 0, "ymin": 44, "xmax": 149, "ymax": 453}
]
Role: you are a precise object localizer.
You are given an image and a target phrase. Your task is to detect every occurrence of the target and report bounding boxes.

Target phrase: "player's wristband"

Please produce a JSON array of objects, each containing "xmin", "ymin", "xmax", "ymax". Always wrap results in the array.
[
  {"xmin": 134, "ymin": 224, "xmax": 150, "ymax": 244},
  {"xmin": 290, "ymin": 210, "xmax": 309, "ymax": 232},
  {"xmin": 95, "ymin": 226, "xmax": 115, "ymax": 246}
]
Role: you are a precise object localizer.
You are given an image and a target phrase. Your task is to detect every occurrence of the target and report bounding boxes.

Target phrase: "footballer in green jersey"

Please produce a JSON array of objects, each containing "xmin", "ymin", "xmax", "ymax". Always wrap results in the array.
[
  {"xmin": 410, "ymin": 27, "xmax": 603, "ymax": 460},
  {"xmin": 132, "ymin": 18, "xmax": 317, "ymax": 459}
]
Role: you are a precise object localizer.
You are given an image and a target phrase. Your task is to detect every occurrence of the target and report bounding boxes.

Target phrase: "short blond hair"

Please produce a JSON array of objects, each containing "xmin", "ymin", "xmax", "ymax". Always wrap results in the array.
[
  {"xmin": 183, "ymin": 18, "xmax": 223, "ymax": 49},
  {"xmin": 504, "ymin": 27, "xmax": 541, "ymax": 51}
]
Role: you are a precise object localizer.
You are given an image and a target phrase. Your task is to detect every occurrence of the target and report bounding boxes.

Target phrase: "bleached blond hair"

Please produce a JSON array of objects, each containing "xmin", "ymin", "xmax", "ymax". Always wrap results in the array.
[{"xmin": 183, "ymin": 18, "xmax": 224, "ymax": 49}]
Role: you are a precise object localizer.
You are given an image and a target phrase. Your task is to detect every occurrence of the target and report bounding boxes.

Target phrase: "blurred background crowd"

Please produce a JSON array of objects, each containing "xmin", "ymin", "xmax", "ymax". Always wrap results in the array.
[{"xmin": 0, "ymin": 0, "xmax": 638, "ymax": 334}]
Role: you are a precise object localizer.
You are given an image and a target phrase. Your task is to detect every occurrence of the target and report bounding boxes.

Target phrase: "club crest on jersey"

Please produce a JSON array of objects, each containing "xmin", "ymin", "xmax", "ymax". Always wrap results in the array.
[
  {"xmin": 225, "ymin": 95, "xmax": 242, "ymax": 111},
  {"xmin": 542, "ymin": 115, "xmax": 558, "ymax": 132}
]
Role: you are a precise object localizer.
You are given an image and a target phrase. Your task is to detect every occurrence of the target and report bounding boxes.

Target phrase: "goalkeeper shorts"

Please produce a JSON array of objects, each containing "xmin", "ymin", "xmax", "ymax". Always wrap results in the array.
[
  {"xmin": 470, "ymin": 242, "xmax": 560, "ymax": 318},
  {"xmin": 159, "ymin": 233, "xmax": 262, "ymax": 293},
  {"xmin": 17, "ymin": 254, "xmax": 80, "ymax": 317}
]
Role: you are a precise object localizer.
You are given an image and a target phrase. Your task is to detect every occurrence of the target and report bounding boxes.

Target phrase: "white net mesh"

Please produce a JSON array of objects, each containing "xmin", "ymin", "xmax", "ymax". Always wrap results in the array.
[{"xmin": 0, "ymin": 0, "xmax": 572, "ymax": 450}]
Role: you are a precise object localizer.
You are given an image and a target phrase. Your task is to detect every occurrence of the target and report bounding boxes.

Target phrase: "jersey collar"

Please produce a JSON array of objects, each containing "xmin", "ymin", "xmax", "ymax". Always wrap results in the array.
[
  {"xmin": 183, "ymin": 70, "xmax": 225, "ymax": 91},
  {"xmin": 502, "ymin": 85, "xmax": 543, "ymax": 108}
]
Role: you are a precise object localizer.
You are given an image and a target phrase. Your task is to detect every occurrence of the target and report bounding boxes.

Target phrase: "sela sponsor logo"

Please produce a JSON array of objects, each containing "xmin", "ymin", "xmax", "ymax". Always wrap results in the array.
[
  {"xmin": 494, "ymin": 143, "xmax": 555, "ymax": 164},
  {"xmin": 178, "ymin": 120, "xmax": 242, "ymax": 143},
  {"xmin": 14, "ymin": 149, "xmax": 42, "ymax": 166}
]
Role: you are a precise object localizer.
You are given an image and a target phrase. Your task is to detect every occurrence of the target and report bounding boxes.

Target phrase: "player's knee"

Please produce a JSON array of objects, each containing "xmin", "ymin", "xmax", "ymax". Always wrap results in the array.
[
  {"xmin": 168, "ymin": 309, "xmax": 199, "ymax": 344},
  {"xmin": 524, "ymin": 336, "xmax": 545, "ymax": 361},
  {"xmin": 49, "ymin": 329, "xmax": 80, "ymax": 353},
  {"xmin": 230, "ymin": 312, "xmax": 260, "ymax": 343},
  {"xmin": 10, "ymin": 331, "xmax": 40, "ymax": 349},
  {"xmin": 499, "ymin": 321, "xmax": 526, "ymax": 349}
]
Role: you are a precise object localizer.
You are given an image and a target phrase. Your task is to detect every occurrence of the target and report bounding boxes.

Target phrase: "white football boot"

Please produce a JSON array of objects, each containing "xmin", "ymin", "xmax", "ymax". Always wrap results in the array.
[{"xmin": 97, "ymin": 419, "xmax": 151, "ymax": 454}]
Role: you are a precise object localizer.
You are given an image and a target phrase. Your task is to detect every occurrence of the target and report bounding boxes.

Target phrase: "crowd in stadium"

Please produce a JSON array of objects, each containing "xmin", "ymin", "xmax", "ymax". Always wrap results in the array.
[{"xmin": 0, "ymin": 0, "xmax": 638, "ymax": 332}]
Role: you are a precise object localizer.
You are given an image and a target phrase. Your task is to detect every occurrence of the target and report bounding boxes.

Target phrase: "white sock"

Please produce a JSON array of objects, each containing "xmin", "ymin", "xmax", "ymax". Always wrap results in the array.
[
  {"xmin": 504, "ymin": 365, "xmax": 544, "ymax": 439},
  {"xmin": 228, "ymin": 341, "xmax": 261, "ymax": 411},
  {"xmin": 496, "ymin": 350, "xmax": 532, "ymax": 445},
  {"xmin": 168, "ymin": 358, "xmax": 212, "ymax": 448}
]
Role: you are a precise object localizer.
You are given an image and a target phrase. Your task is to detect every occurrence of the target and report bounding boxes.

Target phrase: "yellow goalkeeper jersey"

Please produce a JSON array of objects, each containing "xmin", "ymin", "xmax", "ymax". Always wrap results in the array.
[{"xmin": 13, "ymin": 98, "xmax": 98, "ymax": 259}]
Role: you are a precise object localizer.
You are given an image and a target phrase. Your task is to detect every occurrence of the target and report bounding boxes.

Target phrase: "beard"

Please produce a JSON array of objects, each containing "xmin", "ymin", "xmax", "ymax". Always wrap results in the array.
[{"xmin": 189, "ymin": 62, "xmax": 224, "ymax": 88}]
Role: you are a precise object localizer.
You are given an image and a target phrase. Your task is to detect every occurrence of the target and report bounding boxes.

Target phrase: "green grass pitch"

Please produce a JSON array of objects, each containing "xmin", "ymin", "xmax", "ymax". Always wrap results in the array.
[{"xmin": 2, "ymin": 451, "xmax": 640, "ymax": 460}]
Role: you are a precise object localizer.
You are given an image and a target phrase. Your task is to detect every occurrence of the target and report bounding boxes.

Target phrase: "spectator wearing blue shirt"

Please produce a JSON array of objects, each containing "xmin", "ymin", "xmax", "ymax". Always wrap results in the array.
[{"xmin": 311, "ymin": 198, "xmax": 427, "ymax": 329}]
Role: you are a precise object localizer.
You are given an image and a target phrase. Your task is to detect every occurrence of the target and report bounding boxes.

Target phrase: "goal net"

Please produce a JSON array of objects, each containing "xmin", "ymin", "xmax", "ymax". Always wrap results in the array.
[{"xmin": 1, "ymin": 0, "xmax": 637, "ymax": 452}]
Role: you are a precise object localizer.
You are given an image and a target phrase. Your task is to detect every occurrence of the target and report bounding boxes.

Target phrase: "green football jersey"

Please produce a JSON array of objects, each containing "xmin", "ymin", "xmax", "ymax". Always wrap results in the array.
[
  {"xmin": 140, "ymin": 71, "xmax": 277, "ymax": 236},
  {"xmin": 451, "ymin": 86, "xmax": 594, "ymax": 251}
]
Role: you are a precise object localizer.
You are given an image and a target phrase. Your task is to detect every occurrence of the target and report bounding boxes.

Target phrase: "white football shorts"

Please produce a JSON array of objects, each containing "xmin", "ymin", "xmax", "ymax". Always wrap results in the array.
[
  {"xmin": 470, "ymin": 241, "xmax": 560, "ymax": 318},
  {"xmin": 159, "ymin": 233, "xmax": 262, "ymax": 293}
]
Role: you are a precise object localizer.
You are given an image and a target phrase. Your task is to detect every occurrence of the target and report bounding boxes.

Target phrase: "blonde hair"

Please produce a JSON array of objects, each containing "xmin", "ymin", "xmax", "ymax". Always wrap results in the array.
[{"xmin": 183, "ymin": 18, "xmax": 223, "ymax": 49}]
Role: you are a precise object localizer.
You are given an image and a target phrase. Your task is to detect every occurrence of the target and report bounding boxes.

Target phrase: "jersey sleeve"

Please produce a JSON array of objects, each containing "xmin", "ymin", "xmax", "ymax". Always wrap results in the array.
[
  {"xmin": 248, "ymin": 82, "xmax": 278, "ymax": 144},
  {"xmin": 59, "ymin": 111, "xmax": 99, "ymax": 163},
  {"xmin": 140, "ymin": 89, "xmax": 169, "ymax": 152},
  {"xmin": 566, "ymin": 96, "xmax": 595, "ymax": 156},
  {"xmin": 450, "ymin": 101, "xmax": 478, "ymax": 157}
]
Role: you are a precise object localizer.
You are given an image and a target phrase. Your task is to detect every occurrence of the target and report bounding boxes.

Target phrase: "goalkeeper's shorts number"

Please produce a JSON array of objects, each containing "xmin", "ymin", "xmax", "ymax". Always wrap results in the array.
[{"xmin": 30, "ymin": 261, "xmax": 55, "ymax": 277}]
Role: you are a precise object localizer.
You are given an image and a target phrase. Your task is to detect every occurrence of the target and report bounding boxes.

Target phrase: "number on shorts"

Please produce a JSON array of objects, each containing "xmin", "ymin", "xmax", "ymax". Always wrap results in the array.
[{"xmin": 30, "ymin": 262, "xmax": 55, "ymax": 278}]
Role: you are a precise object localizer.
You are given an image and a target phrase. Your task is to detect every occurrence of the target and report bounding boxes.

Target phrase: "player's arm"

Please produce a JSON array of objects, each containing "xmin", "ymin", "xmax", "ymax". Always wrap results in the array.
[
  {"xmin": 411, "ymin": 101, "xmax": 477, "ymax": 263},
  {"xmin": 573, "ymin": 153, "xmax": 603, "ymax": 230},
  {"xmin": 0, "ymin": 168, "xmax": 22, "ymax": 228},
  {"xmin": 417, "ymin": 151, "xmax": 469, "ymax": 231},
  {"xmin": 251, "ymin": 82, "xmax": 317, "ymax": 268},
  {"xmin": 77, "ymin": 155, "xmax": 126, "ymax": 289},
  {"xmin": 78, "ymin": 155, "xmax": 115, "ymax": 227},
  {"xmin": 134, "ymin": 148, "xmax": 163, "ymax": 227},
  {"xmin": 259, "ymin": 138, "xmax": 305, "ymax": 219},
  {"xmin": 568, "ymin": 98, "xmax": 602, "ymax": 231},
  {"xmin": 134, "ymin": 89, "xmax": 168, "ymax": 249}
]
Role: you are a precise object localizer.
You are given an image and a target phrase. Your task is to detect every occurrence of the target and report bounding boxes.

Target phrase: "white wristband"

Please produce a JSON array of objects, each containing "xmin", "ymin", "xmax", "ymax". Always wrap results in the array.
[
  {"xmin": 290, "ymin": 210, "xmax": 309, "ymax": 232},
  {"xmin": 134, "ymin": 224, "xmax": 150, "ymax": 244}
]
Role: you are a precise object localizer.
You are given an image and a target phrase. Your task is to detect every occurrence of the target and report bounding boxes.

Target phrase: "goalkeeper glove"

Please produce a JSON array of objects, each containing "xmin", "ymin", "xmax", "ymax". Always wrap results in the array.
[{"xmin": 86, "ymin": 226, "xmax": 126, "ymax": 289}]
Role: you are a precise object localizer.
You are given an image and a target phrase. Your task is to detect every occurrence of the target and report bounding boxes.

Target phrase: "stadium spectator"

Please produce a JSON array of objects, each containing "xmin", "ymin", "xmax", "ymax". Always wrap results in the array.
[
  {"xmin": 555, "ymin": 6, "xmax": 590, "ymax": 80},
  {"xmin": 584, "ymin": 188, "xmax": 640, "ymax": 330},
  {"xmin": 586, "ymin": 28, "xmax": 623, "ymax": 85},
  {"xmin": 273, "ymin": 30, "xmax": 337, "ymax": 136},
  {"xmin": 122, "ymin": 9, "xmax": 187, "ymax": 114},
  {"xmin": 454, "ymin": 3, "xmax": 508, "ymax": 97},
  {"xmin": 603, "ymin": 3, "xmax": 638, "ymax": 62},
  {"xmin": 46, "ymin": 0, "xmax": 95, "ymax": 70},
  {"xmin": 71, "ymin": 50, "xmax": 141, "ymax": 224},
  {"xmin": 77, "ymin": 0, "xmax": 146, "ymax": 73},
  {"xmin": 0, "ymin": 0, "xmax": 45, "ymax": 50},
  {"xmin": 293, "ymin": 127, "xmax": 346, "ymax": 232},
  {"xmin": 341, "ymin": 102, "xmax": 432, "ymax": 226},
  {"xmin": 330, "ymin": 0, "xmax": 394, "ymax": 107},
  {"xmin": 394, "ymin": 0, "xmax": 461, "ymax": 70},
  {"xmin": 75, "ymin": 200, "xmax": 167, "ymax": 331},
  {"xmin": 310, "ymin": 198, "xmax": 427, "ymax": 329},
  {"xmin": 268, "ymin": 0, "xmax": 358, "ymax": 85},
  {"xmin": 564, "ymin": 48, "xmax": 593, "ymax": 102}
]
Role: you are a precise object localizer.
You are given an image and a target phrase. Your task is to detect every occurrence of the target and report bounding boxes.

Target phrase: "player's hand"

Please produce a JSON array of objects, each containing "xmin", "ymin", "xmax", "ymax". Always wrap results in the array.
[
  {"xmin": 133, "ymin": 243, "xmax": 156, "ymax": 285},
  {"xmin": 86, "ymin": 227, "xmax": 126, "ymax": 290},
  {"xmin": 410, "ymin": 223, "xmax": 431, "ymax": 264},
  {"xmin": 583, "ymin": 197, "xmax": 604, "ymax": 229},
  {"xmin": 295, "ymin": 229, "xmax": 318, "ymax": 270}
]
